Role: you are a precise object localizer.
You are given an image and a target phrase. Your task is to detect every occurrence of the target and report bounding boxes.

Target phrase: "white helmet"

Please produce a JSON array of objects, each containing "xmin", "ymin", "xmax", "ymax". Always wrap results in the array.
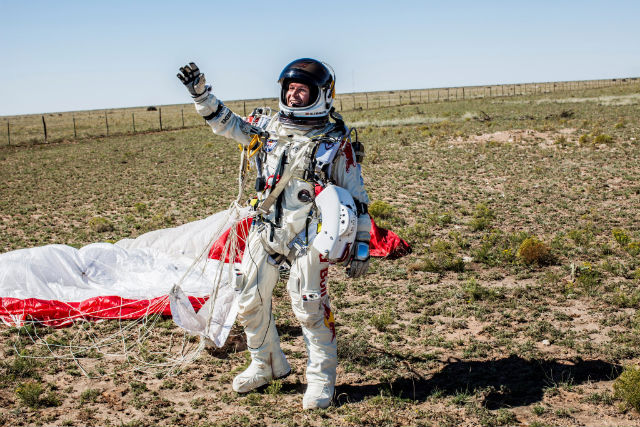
[{"xmin": 278, "ymin": 58, "xmax": 335, "ymax": 126}]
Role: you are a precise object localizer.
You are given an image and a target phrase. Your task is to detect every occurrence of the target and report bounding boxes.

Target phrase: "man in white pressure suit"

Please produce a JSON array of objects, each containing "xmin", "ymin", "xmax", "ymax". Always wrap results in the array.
[{"xmin": 178, "ymin": 58, "xmax": 371, "ymax": 409}]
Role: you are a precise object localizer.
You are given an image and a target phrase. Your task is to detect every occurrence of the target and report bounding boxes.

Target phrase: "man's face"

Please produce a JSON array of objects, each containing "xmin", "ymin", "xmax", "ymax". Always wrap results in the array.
[{"xmin": 286, "ymin": 82, "xmax": 311, "ymax": 107}]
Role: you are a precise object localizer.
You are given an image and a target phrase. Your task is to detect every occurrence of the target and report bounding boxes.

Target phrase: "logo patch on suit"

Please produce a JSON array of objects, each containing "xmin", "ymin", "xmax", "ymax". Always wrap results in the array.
[
  {"xmin": 323, "ymin": 303, "xmax": 336, "ymax": 342},
  {"xmin": 265, "ymin": 139, "xmax": 278, "ymax": 152}
]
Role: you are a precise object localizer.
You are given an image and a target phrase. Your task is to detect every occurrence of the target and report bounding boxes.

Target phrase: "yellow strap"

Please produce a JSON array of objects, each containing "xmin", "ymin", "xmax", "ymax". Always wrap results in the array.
[
  {"xmin": 247, "ymin": 134, "xmax": 263, "ymax": 158},
  {"xmin": 237, "ymin": 134, "xmax": 264, "ymax": 173}
]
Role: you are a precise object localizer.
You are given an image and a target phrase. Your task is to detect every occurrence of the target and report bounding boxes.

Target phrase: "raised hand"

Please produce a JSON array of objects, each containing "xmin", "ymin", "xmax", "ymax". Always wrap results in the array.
[{"xmin": 177, "ymin": 62, "xmax": 209, "ymax": 99}]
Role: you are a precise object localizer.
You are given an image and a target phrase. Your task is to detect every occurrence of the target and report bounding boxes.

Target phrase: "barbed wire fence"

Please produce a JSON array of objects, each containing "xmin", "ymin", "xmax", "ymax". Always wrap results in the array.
[{"xmin": 1, "ymin": 77, "xmax": 637, "ymax": 146}]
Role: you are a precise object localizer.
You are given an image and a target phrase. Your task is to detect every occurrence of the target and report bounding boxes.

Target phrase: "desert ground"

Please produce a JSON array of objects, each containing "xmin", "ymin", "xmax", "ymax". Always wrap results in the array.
[{"xmin": 1, "ymin": 81, "xmax": 639, "ymax": 426}]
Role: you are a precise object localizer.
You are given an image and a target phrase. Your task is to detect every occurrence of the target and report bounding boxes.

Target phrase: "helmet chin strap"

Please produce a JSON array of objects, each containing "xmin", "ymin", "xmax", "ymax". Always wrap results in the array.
[{"xmin": 278, "ymin": 111, "xmax": 329, "ymax": 127}]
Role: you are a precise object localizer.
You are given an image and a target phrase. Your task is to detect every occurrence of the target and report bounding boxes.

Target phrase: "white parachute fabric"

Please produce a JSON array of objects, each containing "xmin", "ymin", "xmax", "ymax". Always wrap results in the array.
[
  {"xmin": 0, "ymin": 243, "xmax": 214, "ymax": 301},
  {"xmin": 0, "ymin": 207, "xmax": 251, "ymax": 348}
]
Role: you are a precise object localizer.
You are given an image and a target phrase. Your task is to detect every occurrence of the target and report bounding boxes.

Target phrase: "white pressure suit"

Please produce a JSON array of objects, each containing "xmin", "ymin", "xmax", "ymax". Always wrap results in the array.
[{"xmin": 179, "ymin": 59, "xmax": 370, "ymax": 409}]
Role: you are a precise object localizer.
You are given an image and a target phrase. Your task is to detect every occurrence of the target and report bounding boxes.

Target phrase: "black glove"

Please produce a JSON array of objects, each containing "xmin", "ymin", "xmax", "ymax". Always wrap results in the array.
[
  {"xmin": 346, "ymin": 240, "xmax": 370, "ymax": 278},
  {"xmin": 177, "ymin": 62, "xmax": 209, "ymax": 100}
]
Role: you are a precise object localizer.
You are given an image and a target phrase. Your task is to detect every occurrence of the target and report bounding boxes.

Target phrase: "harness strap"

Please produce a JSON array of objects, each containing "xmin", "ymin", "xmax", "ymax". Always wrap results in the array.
[{"xmin": 256, "ymin": 147, "xmax": 309, "ymax": 215}]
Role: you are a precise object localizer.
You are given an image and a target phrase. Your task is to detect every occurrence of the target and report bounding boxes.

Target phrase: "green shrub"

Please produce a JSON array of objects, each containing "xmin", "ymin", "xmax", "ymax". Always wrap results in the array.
[
  {"xmin": 89, "ymin": 217, "xmax": 114, "ymax": 232},
  {"xmin": 576, "ymin": 263, "xmax": 601, "ymax": 296},
  {"xmin": 613, "ymin": 365, "xmax": 640, "ymax": 412},
  {"xmin": 462, "ymin": 278, "xmax": 499, "ymax": 302},
  {"xmin": 15, "ymin": 381, "xmax": 60, "ymax": 408},
  {"xmin": 469, "ymin": 203, "xmax": 495, "ymax": 231},
  {"xmin": 80, "ymin": 388, "xmax": 101, "ymax": 403},
  {"xmin": 4, "ymin": 356, "xmax": 40, "ymax": 380},
  {"xmin": 610, "ymin": 287, "xmax": 640, "ymax": 309},
  {"xmin": 568, "ymin": 228, "xmax": 594, "ymax": 246},
  {"xmin": 473, "ymin": 230, "xmax": 526, "ymax": 267},
  {"xmin": 517, "ymin": 237, "xmax": 554, "ymax": 265},
  {"xmin": 16, "ymin": 381, "xmax": 43, "ymax": 408},
  {"xmin": 628, "ymin": 241, "xmax": 640, "ymax": 256},
  {"xmin": 134, "ymin": 202, "xmax": 148, "ymax": 214},
  {"xmin": 612, "ymin": 229, "xmax": 630, "ymax": 247},
  {"xmin": 369, "ymin": 200, "xmax": 394, "ymax": 219},
  {"xmin": 265, "ymin": 379, "xmax": 282, "ymax": 396},
  {"xmin": 409, "ymin": 239, "xmax": 464, "ymax": 273},
  {"xmin": 594, "ymin": 134, "xmax": 613, "ymax": 144},
  {"xmin": 129, "ymin": 381, "xmax": 148, "ymax": 396},
  {"xmin": 370, "ymin": 311, "xmax": 394, "ymax": 332}
]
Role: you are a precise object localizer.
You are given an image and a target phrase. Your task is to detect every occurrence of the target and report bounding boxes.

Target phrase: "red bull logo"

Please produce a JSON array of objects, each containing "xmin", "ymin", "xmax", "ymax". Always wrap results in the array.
[
  {"xmin": 339, "ymin": 138, "xmax": 356, "ymax": 172},
  {"xmin": 319, "ymin": 268, "xmax": 328, "ymax": 297},
  {"xmin": 323, "ymin": 302, "xmax": 336, "ymax": 342}
]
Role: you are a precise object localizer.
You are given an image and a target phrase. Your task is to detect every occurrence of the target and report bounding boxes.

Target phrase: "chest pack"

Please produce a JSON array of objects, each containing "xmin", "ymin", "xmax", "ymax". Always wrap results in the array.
[{"xmin": 244, "ymin": 108, "xmax": 364, "ymax": 216}]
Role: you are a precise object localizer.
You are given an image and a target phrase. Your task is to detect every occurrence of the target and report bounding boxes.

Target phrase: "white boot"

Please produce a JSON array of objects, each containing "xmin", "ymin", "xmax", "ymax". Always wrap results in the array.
[
  {"xmin": 232, "ymin": 324, "xmax": 290, "ymax": 393},
  {"xmin": 303, "ymin": 382, "xmax": 334, "ymax": 409},
  {"xmin": 301, "ymin": 324, "xmax": 337, "ymax": 409}
]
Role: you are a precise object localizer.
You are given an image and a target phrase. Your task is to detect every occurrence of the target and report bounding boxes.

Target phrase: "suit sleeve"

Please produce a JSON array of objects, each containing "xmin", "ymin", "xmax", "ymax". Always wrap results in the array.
[{"xmin": 195, "ymin": 93, "xmax": 258, "ymax": 145}]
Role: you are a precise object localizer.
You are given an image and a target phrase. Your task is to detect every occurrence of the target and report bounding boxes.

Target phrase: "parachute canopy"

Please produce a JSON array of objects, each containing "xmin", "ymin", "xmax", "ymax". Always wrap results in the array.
[{"xmin": 0, "ymin": 207, "xmax": 410, "ymax": 343}]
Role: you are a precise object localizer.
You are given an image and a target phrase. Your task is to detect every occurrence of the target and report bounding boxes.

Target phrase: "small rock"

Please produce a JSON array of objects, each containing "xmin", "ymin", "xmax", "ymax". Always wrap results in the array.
[{"xmin": 542, "ymin": 339, "xmax": 550, "ymax": 346}]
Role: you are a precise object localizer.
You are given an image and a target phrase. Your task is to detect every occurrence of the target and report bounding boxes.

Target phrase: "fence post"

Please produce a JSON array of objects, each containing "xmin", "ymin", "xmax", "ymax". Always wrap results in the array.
[
  {"xmin": 72, "ymin": 114, "xmax": 77, "ymax": 138},
  {"xmin": 340, "ymin": 99, "xmax": 343, "ymax": 111},
  {"xmin": 243, "ymin": 101, "xmax": 246, "ymax": 117},
  {"xmin": 447, "ymin": 88, "xmax": 450, "ymax": 101},
  {"xmin": 181, "ymin": 109, "xmax": 185, "ymax": 128},
  {"xmin": 462, "ymin": 87, "xmax": 465, "ymax": 99},
  {"xmin": 42, "ymin": 115, "xmax": 48, "ymax": 143},
  {"xmin": 7, "ymin": 121, "xmax": 10, "ymax": 146},
  {"xmin": 365, "ymin": 93, "xmax": 369, "ymax": 109},
  {"xmin": 105, "ymin": 112, "xmax": 109, "ymax": 136},
  {"xmin": 159, "ymin": 108, "xmax": 163, "ymax": 131},
  {"xmin": 132, "ymin": 113, "xmax": 136, "ymax": 132}
]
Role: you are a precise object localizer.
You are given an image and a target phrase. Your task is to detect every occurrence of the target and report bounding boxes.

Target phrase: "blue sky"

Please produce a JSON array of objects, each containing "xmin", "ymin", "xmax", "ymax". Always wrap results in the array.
[{"xmin": 1, "ymin": 0, "xmax": 639, "ymax": 116}]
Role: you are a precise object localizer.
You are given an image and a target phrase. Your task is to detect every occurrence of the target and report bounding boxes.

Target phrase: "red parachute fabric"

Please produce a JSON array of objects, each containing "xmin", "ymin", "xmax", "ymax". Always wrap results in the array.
[
  {"xmin": 1, "ymin": 296, "xmax": 207, "ymax": 328},
  {"xmin": 207, "ymin": 217, "xmax": 410, "ymax": 261},
  {"xmin": 208, "ymin": 217, "xmax": 253, "ymax": 263},
  {"xmin": 369, "ymin": 219, "xmax": 411, "ymax": 258}
]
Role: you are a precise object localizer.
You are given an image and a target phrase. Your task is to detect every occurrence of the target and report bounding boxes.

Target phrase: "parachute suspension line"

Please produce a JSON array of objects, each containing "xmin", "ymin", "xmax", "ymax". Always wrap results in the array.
[{"xmin": 12, "ymin": 132, "xmax": 263, "ymax": 377}]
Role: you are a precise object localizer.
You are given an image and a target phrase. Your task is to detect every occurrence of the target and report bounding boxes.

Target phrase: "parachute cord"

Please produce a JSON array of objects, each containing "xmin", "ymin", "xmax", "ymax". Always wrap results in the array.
[{"xmin": 12, "ymin": 131, "xmax": 266, "ymax": 378}]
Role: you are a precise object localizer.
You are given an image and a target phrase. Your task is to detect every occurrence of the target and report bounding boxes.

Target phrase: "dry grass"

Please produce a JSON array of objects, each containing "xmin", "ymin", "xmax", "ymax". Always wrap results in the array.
[{"xmin": 1, "ymin": 81, "xmax": 640, "ymax": 426}]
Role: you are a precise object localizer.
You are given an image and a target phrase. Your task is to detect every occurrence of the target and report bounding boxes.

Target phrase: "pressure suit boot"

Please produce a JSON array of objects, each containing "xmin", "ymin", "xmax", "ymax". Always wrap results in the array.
[
  {"xmin": 232, "ymin": 322, "xmax": 290, "ymax": 393},
  {"xmin": 301, "ymin": 324, "xmax": 337, "ymax": 409}
]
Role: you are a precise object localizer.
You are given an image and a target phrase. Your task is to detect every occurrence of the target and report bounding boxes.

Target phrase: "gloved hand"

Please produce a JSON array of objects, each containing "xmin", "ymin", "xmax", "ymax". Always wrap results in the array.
[
  {"xmin": 177, "ymin": 62, "xmax": 209, "ymax": 101},
  {"xmin": 346, "ymin": 212, "xmax": 371, "ymax": 278},
  {"xmin": 177, "ymin": 62, "xmax": 220, "ymax": 118},
  {"xmin": 346, "ymin": 239, "xmax": 370, "ymax": 278}
]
